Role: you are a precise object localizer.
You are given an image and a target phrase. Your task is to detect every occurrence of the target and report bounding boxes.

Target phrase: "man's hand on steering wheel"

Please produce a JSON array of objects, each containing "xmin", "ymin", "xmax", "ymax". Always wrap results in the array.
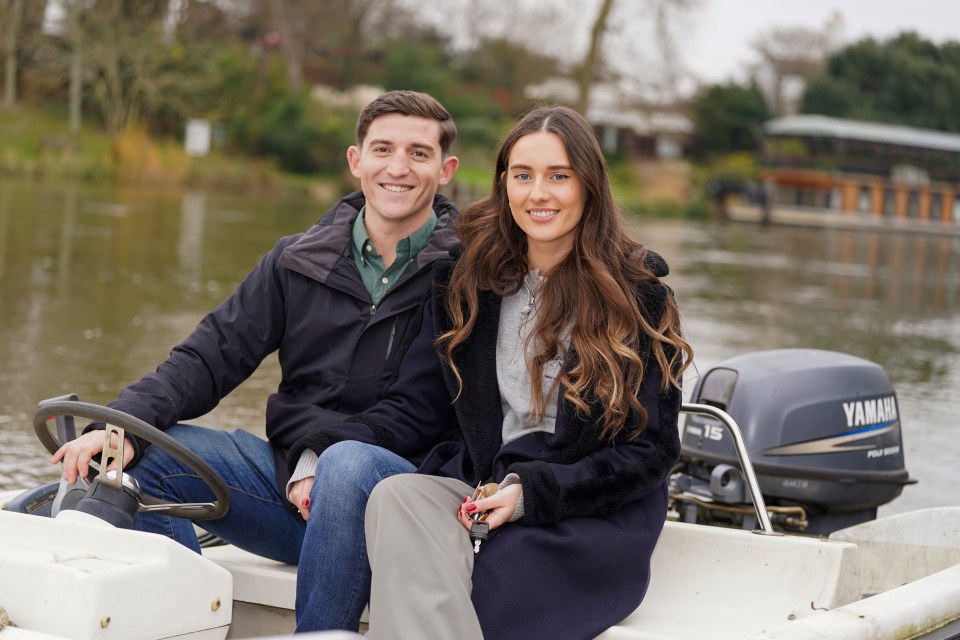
[
  {"xmin": 36, "ymin": 400, "xmax": 230, "ymax": 521},
  {"xmin": 51, "ymin": 429, "xmax": 135, "ymax": 485}
]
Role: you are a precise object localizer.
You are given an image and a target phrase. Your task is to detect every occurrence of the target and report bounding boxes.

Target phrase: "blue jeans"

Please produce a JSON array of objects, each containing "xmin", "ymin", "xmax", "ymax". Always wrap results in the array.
[
  {"xmin": 129, "ymin": 426, "xmax": 414, "ymax": 632},
  {"xmin": 130, "ymin": 424, "xmax": 306, "ymax": 563},
  {"xmin": 296, "ymin": 441, "xmax": 415, "ymax": 632}
]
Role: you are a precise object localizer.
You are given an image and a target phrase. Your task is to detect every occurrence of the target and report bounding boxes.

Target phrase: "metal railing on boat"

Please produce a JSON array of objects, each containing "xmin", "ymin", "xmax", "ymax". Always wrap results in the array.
[{"xmin": 679, "ymin": 403, "xmax": 777, "ymax": 534}]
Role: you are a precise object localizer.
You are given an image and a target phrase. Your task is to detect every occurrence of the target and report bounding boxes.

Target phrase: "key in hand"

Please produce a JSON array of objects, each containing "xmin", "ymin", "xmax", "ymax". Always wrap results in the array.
[
  {"xmin": 470, "ymin": 520, "xmax": 489, "ymax": 553},
  {"xmin": 468, "ymin": 482, "xmax": 498, "ymax": 553}
]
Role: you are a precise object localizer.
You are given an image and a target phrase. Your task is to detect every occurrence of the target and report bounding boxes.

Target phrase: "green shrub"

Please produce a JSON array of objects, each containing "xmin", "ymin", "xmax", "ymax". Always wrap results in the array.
[{"xmin": 234, "ymin": 93, "xmax": 355, "ymax": 176}]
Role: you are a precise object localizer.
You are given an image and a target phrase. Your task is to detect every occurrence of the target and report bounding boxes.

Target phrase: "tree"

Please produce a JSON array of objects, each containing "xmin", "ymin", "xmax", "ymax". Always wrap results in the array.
[
  {"xmin": 691, "ymin": 82, "xmax": 769, "ymax": 156},
  {"xmin": 65, "ymin": 0, "xmax": 83, "ymax": 133},
  {"xmin": 398, "ymin": 0, "xmax": 699, "ymax": 113},
  {"xmin": 572, "ymin": 0, "xmax": 700, "ymax": 111},
  {"xmin": 35, "ymin": 0, "xmax": 176, "ymax": 136},
  {"xmin": 83, "ymin": 1, "xmax": 174, "ymax": 135},
  {"xmin": 235, "ymin": 0, "xmax": 408, "ymax": 92},
  {"xmin": 456, "ymin": 36, "xmax": 561, "ymax": 115},
  {"xmin": 267, "ymin": 0, "xmax": 304, "ymax": 91},
  {"xmin": 2, "ymin": 0, "xmax": 24, "ymax": 108},
  {"xmin": 801, "ymin": 32, "xmax": 960, "ymax": 133},
  {"xmin": 749, "ymin": 15, "xmax": 842, "ymax": 115},
  {"xmin": 576, "ymin": 0, "xmax": 614, "ymax": 114}
]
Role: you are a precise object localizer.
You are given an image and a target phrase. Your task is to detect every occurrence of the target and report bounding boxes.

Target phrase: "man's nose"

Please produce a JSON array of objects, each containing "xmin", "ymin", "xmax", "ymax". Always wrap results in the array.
[{"xmin": 387, "ymin": 153, "xmax": 410, "ymax": 175}]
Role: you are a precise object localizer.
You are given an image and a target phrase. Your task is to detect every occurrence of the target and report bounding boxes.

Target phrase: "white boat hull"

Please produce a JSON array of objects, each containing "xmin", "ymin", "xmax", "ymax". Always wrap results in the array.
[{"xmin": 3, "ymin": 496, "xmax": 959, "ymax": 639}]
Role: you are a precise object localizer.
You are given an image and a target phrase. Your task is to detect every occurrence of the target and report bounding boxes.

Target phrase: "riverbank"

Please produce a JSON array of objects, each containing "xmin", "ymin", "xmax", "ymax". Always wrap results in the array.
[
  {"xmin": 1, "ymin": 106, "xmax": 709, "ymax": 217},
  {"xmin": 0, "ymin": 107, "xmax": 336, "ymax": 196}
]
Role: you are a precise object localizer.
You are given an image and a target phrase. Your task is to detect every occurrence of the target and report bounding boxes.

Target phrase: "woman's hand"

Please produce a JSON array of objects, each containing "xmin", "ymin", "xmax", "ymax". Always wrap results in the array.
[
  {"xmin": 288, "ymin": 476, "xmax": 315, "ymax": 520},
  {"xmin": 51, "ymin": 429, "xmax": 135, "ymax": 484},
  {"xmin": 457, "ymin": 484, "xmax": 522, "ymax": 533}
]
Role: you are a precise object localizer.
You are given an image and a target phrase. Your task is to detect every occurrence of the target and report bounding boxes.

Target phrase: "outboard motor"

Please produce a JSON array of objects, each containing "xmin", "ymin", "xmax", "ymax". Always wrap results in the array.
[{"xmin": 672, "ymin": 349, "xmax": 914, "ymax": 536}]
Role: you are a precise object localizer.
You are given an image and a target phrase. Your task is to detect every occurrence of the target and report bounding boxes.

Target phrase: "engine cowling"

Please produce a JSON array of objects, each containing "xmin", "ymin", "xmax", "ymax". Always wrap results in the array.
[{"xmin": 672, "ymin": 349, "xmax": 914, "ymax": 535}]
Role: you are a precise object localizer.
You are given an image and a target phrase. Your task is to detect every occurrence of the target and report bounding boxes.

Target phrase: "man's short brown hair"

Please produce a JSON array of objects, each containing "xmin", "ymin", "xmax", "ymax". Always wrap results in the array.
[{"xmin": 356, "ymin": 90, "xmax": 457, "ymax": 156}]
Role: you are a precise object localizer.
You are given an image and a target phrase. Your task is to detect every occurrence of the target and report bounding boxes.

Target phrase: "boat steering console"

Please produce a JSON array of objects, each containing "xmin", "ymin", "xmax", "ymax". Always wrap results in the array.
[{"xmin": 32, "ymin": 397, "xmax": 230, "ymax": 527}]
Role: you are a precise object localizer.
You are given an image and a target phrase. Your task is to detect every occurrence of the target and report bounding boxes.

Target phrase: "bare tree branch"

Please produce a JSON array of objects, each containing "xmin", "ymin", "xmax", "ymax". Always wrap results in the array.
[{"xmin": 576, "ymin": 0, "xmax": 614, "ymax": 114}]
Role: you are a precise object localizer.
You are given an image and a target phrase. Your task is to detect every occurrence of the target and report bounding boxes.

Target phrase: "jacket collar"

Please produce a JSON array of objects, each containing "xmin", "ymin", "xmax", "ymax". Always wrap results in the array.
[{"xmin": 279, "ymin": 191, "xmax": 459, "ymax": 286}]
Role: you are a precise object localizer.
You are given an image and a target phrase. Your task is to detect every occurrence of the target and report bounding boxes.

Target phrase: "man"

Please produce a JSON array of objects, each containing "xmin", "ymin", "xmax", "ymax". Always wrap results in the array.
[{"xmin": 52, "ymin": 90, "xmax": 460, "ymax": 631}]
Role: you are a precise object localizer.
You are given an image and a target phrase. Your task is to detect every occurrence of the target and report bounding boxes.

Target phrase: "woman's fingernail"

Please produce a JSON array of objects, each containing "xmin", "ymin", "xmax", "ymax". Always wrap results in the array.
[
  {"xmin": 465, "ymin": 504, "xmax": 477, "ymax": 512},
  {"xmin": 462, "ymin": 496, "xmax": 468, "ymax": 503},
  {"xmin": 301, "ymin": 498, "xmax": 310, "ymax": 508}
]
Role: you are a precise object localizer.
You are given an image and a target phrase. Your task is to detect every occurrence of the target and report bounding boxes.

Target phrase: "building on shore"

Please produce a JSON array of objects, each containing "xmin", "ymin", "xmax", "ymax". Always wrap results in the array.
[{"xmin": 728, "ymin": 114, "xmax": 960, "ymax": 234}]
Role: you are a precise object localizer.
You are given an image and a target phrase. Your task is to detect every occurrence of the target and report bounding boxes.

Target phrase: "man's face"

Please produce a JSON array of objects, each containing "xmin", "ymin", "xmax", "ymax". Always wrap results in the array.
[{"xmin": 347, "ymin": 113, "xmax": 458, "ymax": 236}]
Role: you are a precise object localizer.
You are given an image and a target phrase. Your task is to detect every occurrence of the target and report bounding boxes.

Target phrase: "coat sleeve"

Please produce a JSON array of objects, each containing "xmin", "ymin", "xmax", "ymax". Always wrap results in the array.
[
  {"xmin": 507, "ymin": 283, "xmax": 682, "ymax": 526},
  {"xmin": 285, "ymin": 299, "xmax": 454, "ymax": 471},
  {"xmin": 94, "ymin": 240, "xmax": 292, "ymax": 460}
]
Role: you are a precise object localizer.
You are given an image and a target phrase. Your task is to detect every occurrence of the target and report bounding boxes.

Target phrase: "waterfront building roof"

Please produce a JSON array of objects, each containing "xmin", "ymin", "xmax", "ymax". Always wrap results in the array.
[{"xmin": 764, "ymin": 115, "xmax": 960, "ymax": 155}]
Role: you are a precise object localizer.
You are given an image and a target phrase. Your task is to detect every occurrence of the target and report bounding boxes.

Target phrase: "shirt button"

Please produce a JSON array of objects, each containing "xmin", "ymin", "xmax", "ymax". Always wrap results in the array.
[
  {"xmin": 366, "ymin": 245, "xmax": 374, "ymax": 252},
  {"xmin": 381, "ymin": 276, "xmax": 389, "ymax": 284}
]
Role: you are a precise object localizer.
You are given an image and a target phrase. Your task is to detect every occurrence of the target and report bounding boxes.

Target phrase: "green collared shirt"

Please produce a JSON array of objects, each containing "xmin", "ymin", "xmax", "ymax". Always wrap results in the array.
[{"xmin": 352, "ymin": 207, "xmax": 437, "ymax": 306}]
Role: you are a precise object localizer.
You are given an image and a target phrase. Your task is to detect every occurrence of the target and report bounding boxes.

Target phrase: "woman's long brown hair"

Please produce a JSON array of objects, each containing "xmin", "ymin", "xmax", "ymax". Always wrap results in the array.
[{"xmin": 439, "ymin": 105, "xmax": 692, "ymax": 441}]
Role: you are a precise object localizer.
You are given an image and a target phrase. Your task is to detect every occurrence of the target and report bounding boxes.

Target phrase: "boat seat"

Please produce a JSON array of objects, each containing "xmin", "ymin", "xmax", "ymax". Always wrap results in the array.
[
  {"xmin": 598, "ymin": 521, "xmax": 860, "ymax": 640},
  {"xmin": 204, "ymin": 520, "xmax": 861, "ymax": 640}
]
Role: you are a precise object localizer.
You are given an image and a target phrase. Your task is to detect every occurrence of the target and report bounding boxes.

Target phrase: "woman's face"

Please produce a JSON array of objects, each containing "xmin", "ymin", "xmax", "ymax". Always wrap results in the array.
[{"xmin": 504, "ymin": 132, "xmax": 586, "ymax": 271}]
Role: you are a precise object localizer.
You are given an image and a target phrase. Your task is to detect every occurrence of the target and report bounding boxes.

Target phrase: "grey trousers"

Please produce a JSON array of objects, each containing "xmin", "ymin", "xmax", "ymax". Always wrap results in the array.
[{"xmin": 364, "ymin": 474, "xmax": 483, "ymax": 640}]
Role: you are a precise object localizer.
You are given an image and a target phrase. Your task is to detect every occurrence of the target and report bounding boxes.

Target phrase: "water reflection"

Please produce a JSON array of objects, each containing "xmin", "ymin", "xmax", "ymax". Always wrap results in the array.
[
  {"xmin": 0, "ymin": 182, "xmax": 306, "ymax": 446},
  {"xmin": 178, "ymin": 191, "xmax": 207, "ymax": 286},
  {"xmin": 0, "ymin": 420, "xmax": 59, "ymax": 490},
  {"xmin": 1, "ymin": 182, "xmax": 957, "ymax": 519}
]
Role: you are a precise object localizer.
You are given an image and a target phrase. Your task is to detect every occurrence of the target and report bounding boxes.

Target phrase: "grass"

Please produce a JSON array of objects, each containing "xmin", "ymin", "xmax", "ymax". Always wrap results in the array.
[
  {"xmin": 0, "ymin": 107, "xmax": 114, "ymax": 181},
  {"xmin": 0, "ymin": 106, "xmax": 304, "ymax": 193}
]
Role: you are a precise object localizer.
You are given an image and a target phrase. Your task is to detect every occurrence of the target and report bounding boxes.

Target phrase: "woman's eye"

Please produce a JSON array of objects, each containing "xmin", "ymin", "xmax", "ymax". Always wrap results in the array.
[
  {"xmin": 513, "ymin": 172, "xmax": 531, "ymax": 181},
  {"xmin": 551, "ymin": 173, "xmax": 569, "ymax": 181}
]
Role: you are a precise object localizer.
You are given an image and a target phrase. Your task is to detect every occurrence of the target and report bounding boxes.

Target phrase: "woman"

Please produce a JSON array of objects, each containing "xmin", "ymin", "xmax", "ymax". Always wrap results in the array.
[{"xmin": 288, "ymin": 105, "xmax": 692, "ymax": 638}]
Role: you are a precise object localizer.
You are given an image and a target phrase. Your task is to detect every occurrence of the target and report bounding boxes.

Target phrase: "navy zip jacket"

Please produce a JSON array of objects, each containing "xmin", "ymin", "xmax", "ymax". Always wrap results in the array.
[{"xmin": 104, "ymin": 191, "xmax": 459, "ymax": 492}]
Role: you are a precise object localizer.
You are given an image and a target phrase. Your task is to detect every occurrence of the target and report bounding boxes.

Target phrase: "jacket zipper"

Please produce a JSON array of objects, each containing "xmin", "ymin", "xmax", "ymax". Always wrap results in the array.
[{"xmin": 385, "ymin": 319, "xmax": 398, "ymax": 358}]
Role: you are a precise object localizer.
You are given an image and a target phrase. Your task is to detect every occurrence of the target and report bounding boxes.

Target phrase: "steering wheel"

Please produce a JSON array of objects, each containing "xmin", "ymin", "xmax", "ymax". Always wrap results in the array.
[{"xmin": 34, "ymin": 399, "xmax": 231, "ymax": 521}]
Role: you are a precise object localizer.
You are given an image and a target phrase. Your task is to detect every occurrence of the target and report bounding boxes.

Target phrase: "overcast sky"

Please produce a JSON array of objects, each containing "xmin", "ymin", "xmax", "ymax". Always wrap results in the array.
[{"xmin": 685, "ymin": 0, "xmax": 960, "ymax": 83}]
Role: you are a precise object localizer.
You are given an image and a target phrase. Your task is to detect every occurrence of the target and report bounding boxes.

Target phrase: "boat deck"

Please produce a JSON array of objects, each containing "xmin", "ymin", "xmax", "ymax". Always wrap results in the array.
[{"xmin": 205, "ymin": 518, "xmax": 861, "ymax": 640}]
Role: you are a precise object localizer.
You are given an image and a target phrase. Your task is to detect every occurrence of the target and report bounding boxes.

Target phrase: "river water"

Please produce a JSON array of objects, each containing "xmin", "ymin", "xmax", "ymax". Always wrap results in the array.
[{"xmin": 1, "ymin": 180, "xmax": 957, "ymax": 518}]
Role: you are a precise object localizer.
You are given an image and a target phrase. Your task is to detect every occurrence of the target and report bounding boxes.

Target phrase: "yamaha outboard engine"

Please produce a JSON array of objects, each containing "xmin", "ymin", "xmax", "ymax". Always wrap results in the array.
[{"xmin": 672, "ymin": 349, "xmax": 914, "ymax": 536}]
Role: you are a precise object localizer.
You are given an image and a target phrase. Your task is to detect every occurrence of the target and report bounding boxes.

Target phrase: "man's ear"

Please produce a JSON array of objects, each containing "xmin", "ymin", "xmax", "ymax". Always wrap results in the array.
[
  {"xmin": 438, "ymin": 155, "xmax": 459, "ymax": 185},
  {"xmin": 346, "ymin": 146, "xmax": 361, "ymax": 178}
]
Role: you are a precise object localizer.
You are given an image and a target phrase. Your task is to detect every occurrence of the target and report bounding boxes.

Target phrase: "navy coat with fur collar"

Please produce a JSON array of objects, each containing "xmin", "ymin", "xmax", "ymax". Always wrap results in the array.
[{"xmin": 288, "ymin": 253, "xmax": 683, "ymax": 638}]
